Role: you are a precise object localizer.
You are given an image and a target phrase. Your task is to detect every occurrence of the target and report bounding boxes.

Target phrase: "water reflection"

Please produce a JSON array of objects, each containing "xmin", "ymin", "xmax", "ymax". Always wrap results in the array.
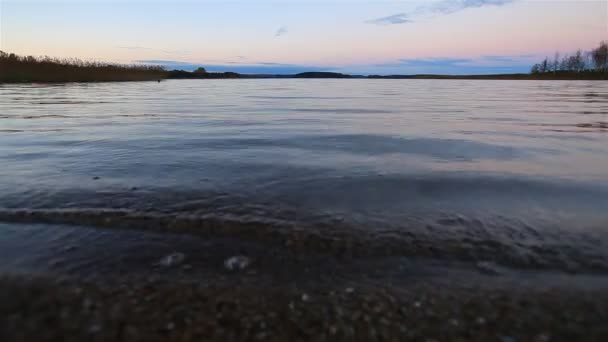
[{"xmin": 0, "ymin": 79, "xmax": 607, "ymax": 241}]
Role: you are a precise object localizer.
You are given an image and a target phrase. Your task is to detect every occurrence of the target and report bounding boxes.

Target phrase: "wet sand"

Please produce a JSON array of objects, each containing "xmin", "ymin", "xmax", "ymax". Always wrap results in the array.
[{"xmin": 1, "ymin": 221, "xmax": 608, "ymax": 341}]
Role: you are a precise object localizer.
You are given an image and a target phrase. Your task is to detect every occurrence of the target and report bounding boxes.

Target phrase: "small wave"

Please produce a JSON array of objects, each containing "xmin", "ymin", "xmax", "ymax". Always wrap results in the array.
[
  {"xmin": 20, "ymin": 114, "xmax": 72, "ymax": 119},
  {"xmin": 0, "ymin": 128, "xmax": 68, "ymax": 133},
  {"xmin": 34, "ymin": 101, "xmax": 112, "ymax": 105},
  {"xmin": 246, "ymin": 96, "xmax": 356, "ymax": 100},
  {"xmin": 291, "ymin": 108, "xmax": 395, "ymax": 114},
  {"xmin": 529, "ymin": 122, "xmax": 608, "ymax": 133},
  {"xmin": 115, "ymin": 113, "xmax": 160, "ymax": 117},
  {"xmin": 196, "ymin": 134, "xmax": 541, "ymax": 160},
  {"xmin": 0, "ymin": 206, "xmax": 606, "ymax": 273},
  {"xmin": 576, "ymin": 122, "xmax": 608, "ymax": 129}
]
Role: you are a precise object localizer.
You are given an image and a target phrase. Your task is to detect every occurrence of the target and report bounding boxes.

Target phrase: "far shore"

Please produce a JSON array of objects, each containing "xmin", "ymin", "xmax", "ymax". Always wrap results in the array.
[
  {"xmin": 2, "ymin": 71, "xmax": 607, "ymax": 84},
  {"xmin": 3, "ymin": 50, "xmax": 607, "ymax": 83}
]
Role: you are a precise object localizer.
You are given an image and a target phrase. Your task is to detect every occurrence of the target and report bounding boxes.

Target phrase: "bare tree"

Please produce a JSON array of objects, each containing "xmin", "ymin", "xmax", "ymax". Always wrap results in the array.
[
  {"xmin": 584, "ymin": 51, "xmax": 594, "ymax": 70},
  {"xmin": 566, "ymin": 55, "xmax": 578, "ymax": 71},
  {"xmin": 530, "ymin": 41, "xmax": 608, "ymax": 75},
  {"xmin": 552, "ymin": 52, "xmax": 560, "ymax": 73},
  {"xmin": 560, "ymin": 55, "xmax": 569, "ymax": 71},
  {"xmin": 575, "ymin": 50, "xmax": 586, "ymax": 72},
  {"xmin": 592, "ymin": 41, "xmax": 608, "ymax": 72},
  {"xmin": 540, "ymin": 57, "xmax": 549, "ymax": 73},
  {"xmin": 531, "ymin": 64, "xmax": 541, "ymax": 74}
]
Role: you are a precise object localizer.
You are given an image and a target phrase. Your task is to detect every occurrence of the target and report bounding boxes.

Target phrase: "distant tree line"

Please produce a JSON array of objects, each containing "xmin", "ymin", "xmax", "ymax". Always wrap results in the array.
[
  {"xmin": 0, "ymin": 51, "xmax": 167, "ymax": 83},
  {"xmin": 531, "ymin": 41, "xmax": 608, "ymax": 74},
  {"xmin": 167, "ymin": 69, "xmax": 242, "ymax": 79}
]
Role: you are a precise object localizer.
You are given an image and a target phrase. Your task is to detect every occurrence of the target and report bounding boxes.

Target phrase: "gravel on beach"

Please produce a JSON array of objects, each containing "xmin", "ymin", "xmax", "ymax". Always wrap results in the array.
[
  {"xmin": 1, "ymin": 274, "xmax": 607, "ymax": 342},
  {"xmin": 1, "ymin": 221, "xmax": 607, "ymax": 341}
]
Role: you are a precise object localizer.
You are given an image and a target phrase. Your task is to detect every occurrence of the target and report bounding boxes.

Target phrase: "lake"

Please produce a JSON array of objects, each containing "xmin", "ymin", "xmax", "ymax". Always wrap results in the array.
[{"xmin": 1, "ymin": 79, "xmax": 608, "ymax": 271}]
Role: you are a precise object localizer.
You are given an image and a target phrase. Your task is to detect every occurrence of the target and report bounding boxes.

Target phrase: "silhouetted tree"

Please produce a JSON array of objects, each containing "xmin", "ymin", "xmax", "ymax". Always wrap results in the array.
[
  {"xmin": 562, "ymin": 50, "xmax": 586, "ymax": 72},
  {"xmin": 530, "ymin": 41, "xmax": 608, "ymax": 75},
  {"xmin": 540, "ymin": 57, "xmax": 549, "ymax": 73},
  {"xmin": 551, "ymin": 52, "xmax": 560, "ymax": 73},
  {"xmin": 574, "ymin": 50, "xmax": 586, "ymax": 72},
  {"xmin": 592, "ymin": 41, "xmax": 608, "ymax": 72},
  {"xmin": 530, "ymin": 64, "xmax": 541, "ymax": 74}
]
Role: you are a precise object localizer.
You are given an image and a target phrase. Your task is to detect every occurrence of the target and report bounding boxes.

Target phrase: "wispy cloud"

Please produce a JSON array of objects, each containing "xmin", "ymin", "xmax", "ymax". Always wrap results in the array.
[
  {"xmin": 134, "ymin": 59, "xmax": 194, "ymax": 65},
  {"xmin": 399, "ymin": 57, "xmax": 474, "ymax": 66},
  {"xmin": 275, "ymin": 26, "xmax": 288, "ymax": 37},
  {"xmin": 482, "ymin": 55, "xmax": 517, "ymax": 62},
  {"xmin": 366, "ymin": 0, "xmax": 514, "ymax": 25},
  {"xmin": 117, "ymin": 46, "xmax": 154, "ymax": 51},
  {"xmin": 117, "ymin": 46, "xmax": 190, "ymax": 55},
  {"xmin": 428, "ymin": 0, "xmax": 513, "ymax": 15},
  {"xmin": 365, "ymin": 54, "xmax": 532, "ymax": 75},
  {"xmin": 366, "ymin": 13, "xmax": 410, "ymax": 25}
]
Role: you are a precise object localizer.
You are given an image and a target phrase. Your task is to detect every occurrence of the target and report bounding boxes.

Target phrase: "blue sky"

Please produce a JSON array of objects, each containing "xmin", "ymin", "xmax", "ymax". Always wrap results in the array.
[{"xmin": 2, "ymin": 0, "xmax": 606, "ymax": 74}]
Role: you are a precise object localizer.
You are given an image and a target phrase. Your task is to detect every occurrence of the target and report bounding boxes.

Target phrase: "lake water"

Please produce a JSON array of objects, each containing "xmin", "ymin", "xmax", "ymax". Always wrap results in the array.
[{"xmin": 1, "ymin": 79, "xmax": 608, "ymax": 271}]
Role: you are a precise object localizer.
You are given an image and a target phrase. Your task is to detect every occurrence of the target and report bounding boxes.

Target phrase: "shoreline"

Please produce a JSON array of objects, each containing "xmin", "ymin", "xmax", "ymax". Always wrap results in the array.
[
  {"xmin": 2, "ymin": 75, "xmax": 607, "ymax": 84},
  {"xmin": 1, "ymin": 219, "xmax": 607, "ymax": 341},
  {"xmin": 1, "ymin": 208, "xmax": 607, "ymax": 274},
  {"xmin": 2, "ymin": 71, "xmax": 608, "ymax": 84}
]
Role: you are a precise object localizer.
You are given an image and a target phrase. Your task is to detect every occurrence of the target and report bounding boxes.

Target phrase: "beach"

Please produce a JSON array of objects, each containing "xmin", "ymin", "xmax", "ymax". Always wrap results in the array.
[{"xmin": 2, "ymin": 224, "xmax": 608, "ymax": 342}]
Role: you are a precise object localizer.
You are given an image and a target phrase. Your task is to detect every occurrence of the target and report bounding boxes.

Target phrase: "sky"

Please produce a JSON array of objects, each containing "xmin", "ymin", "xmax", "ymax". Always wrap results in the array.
[{"xmin": 1, "ymin": 0, "xmax": 607, "ymax": 75}]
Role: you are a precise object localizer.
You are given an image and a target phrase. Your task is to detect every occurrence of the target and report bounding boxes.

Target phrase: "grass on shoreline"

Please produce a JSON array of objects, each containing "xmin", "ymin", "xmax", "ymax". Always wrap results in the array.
[{"xmin": 0, "ymin": 51, "xmax": 167, "ymax": 83}]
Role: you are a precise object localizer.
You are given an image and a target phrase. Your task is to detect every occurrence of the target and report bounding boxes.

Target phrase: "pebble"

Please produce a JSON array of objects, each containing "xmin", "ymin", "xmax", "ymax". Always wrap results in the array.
[
  {"xmin": 224, "ymin": 256, "xmax": 251, "ymax": 271},
  {"xmin": 48, "ymin": 258, "xmax": 65, "ymax": 267},
  {"xmin": 536, "ymin": 333, "xmax": 551, "ymax": 342},
  {"xmin": 158, "ymin": 252, "xmax": 186, "ymax": 267},
  {"xmin": 62, "ymin": 245, "xmax": 77, "ymax": 252},
  {"xmin": 301, "ymin": 293, "xmax": 310, "ymax": 302},
  {"xmin": 476, "ymin": 261, "xmax": 502, "ymax": 275},
  {"xmin": 87, "ymin": 323, "xmax": 102, "ymax": 334},
  {"xmin": 82, "ymin": 298, "xmax": 94, "ymax": 311},
  {"xmin": 255, "ymin": 332, "xmax": 268, "ymax": 340},
  {"xmin": 500, "ymin": 336, "xmax": 517, "ymax": 342},
  {"xmin": 345, "ymin": 287, "xmax": 355, "ymax": 294},
  {"xmin": 165, "ymin": 322, "xmax": 175, "ymax": 331}
]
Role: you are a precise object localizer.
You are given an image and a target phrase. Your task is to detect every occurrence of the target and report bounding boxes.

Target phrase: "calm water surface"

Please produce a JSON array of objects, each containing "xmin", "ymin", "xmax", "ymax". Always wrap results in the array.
[{"xmin": 1, "ymin": 80, "xmax": 608, "ymax": 268}]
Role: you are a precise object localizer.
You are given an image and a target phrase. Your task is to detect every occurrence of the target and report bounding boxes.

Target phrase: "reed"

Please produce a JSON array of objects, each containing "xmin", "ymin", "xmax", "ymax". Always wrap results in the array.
[{"xmin": 0, "ymin": 51, "xmax": 167, "ymax": 83}]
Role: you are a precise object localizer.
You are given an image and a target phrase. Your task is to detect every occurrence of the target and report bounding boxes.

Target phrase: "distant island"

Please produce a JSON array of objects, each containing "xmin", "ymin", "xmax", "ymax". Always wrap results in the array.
[{"xmin": 1, "ymin": 41, "xmax": 606, "ymax": 83}]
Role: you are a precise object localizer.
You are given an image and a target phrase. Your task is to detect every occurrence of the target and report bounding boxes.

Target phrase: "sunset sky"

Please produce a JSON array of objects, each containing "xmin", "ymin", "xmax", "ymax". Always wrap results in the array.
[{"xmin": 1, "ymin": 0, "xmax": 607, "ymax": 74}]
